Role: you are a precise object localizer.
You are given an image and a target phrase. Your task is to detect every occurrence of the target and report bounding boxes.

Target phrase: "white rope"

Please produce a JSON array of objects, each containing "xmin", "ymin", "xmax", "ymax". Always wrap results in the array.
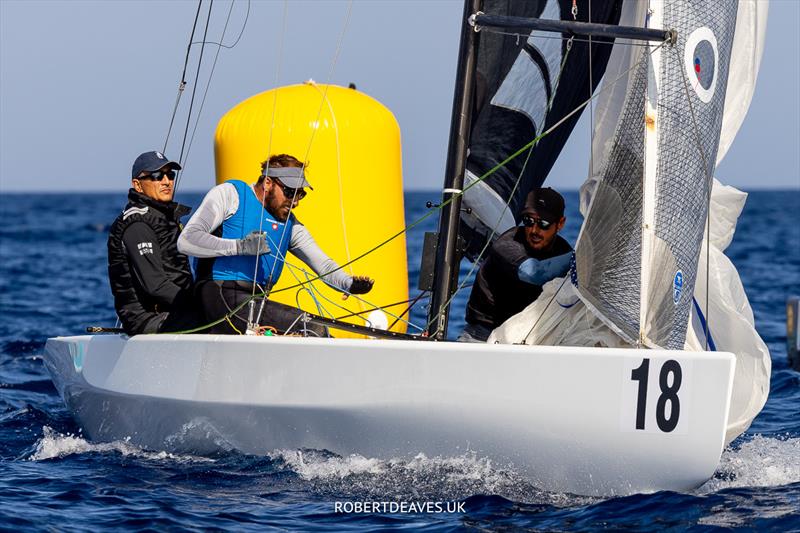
[{"xmin": 308, "ymin": 82, "xmax": 367, "ymax": 321}]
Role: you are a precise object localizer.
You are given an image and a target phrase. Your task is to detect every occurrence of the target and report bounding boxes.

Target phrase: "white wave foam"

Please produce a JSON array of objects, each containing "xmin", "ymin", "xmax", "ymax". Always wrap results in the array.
[
  {"xmin": 697, "ymin": 434, "xmax": 800, "ymax": 494},
  {"xmin": 29, "ymin": 426, "xmax": 212, "ymax": 463},
  {"xmin": 271, "ymin": 449, "xmax": 587, "ymax": 505},
  {"xmin": 163, "ymin": 417, "xmax": 237, "ymax": 455},
  {"xmin": 274, "ymin": 449, "xmax": 387, "ymax": 479}
]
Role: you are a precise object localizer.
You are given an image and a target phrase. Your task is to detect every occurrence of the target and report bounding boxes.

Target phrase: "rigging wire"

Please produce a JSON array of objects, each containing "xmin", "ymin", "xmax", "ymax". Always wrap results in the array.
[
  {"xmin": 280, "ymin": 259, "xmax": 423, "ymax": 332},
  {"xmin": 480, "ymin": 27, "xmax": 655, "ymax": 48},
  {"xmin": 676, "ymin": 47, "xmax": 714, "ymax": 351},
  {"xmin": 190, "ymin": 0, "xmax": 250, "ymax": 50},
  {"xmin": 273, "ymin": 40, "xmax": 668, "ymax": 299},
  {"xmin": 387, "ymin": 291, "xmax": 428, "ymax": 331},
  {"xmin": 163, "ymin": 0, "xmax": 204, "ymax": 154},
  {"xmin": 180, "ymin": 0, "xmax": 245, "ymax": 194},
  {"xmin": 165, "ymin": 38, "xmax": 669, "ymax": 338},
  {"xmin": 174, "ymin": 0, "xmax": 214, "ymax": 190},
  {"xmin": 250, "ymin": 1, "xmax": 355, "ymax": 334},
  {"xmin": 309, "ymin": 82, "xmax": 355, "ymax": 277},
  {"xmin": 250, "ymin": 0, "xmax": 289, "ymax": 328},
  {"xmin": 421, "ymin": 41, "xmax": 668, "ymax": 337},
  {"xmin": 252, "ymin": 1, "xmax": 354, "ymax": 333},
  {"xmin": 435, "ymin": 35, "xmax": 578, "ymax": 337}
]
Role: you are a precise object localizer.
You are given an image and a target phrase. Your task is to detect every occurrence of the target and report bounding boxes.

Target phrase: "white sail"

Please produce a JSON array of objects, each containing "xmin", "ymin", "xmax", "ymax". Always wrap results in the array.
[
  {"xmin": 491, "ymin": 0, "xmax": 770, "ymax": 443},
  {"xmin": 717, "ymin": 0, "xmax": 769, "ymax": 165}
]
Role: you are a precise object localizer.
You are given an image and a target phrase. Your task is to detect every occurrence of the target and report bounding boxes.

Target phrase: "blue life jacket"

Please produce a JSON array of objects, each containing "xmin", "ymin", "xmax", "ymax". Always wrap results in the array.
[{"xmin": 211, "ymin": 179, "xmax": 294, "ymax": 287}]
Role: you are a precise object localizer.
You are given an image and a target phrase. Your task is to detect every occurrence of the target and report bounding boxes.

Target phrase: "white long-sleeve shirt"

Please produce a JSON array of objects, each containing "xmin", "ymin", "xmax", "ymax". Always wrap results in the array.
[{"xmin": 178, "ymin": 182, "xmax": 352, "ymax": 291}]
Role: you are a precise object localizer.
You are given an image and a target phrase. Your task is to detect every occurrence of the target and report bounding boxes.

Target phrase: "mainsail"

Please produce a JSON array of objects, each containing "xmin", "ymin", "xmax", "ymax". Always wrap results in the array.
[{"xmin": 460, "ymin": 0, "xmax": 622, "ymax": 259}]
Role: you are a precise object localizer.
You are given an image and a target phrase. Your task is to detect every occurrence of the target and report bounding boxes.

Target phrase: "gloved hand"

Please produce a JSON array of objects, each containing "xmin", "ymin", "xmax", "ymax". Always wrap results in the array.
[
  {"xmin": 237, "ymin": 231, "xmax": 270, "ymax": 256},
  {"xmin": 349, "ymin": 275, "xmax": 374, "ymax": 294}
]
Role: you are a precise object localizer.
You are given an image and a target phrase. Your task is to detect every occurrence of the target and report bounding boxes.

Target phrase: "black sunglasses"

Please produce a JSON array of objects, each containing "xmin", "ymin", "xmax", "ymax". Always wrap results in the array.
[
  {"xmin": 522, "ymin": 215, "xmax": 553, "ymax": 230},
  {"xmin": 275, "ymin": 179, "xmax": 307, "ymax": 200},
  {"xmin": 139, "ymin": 169, "xmax": 176, "ymax": 181}
]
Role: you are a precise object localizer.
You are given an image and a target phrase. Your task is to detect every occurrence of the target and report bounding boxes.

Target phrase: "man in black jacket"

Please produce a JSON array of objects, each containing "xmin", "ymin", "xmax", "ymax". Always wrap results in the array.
[
  {"xmin": 458, "ymin": 187, "xmax": 573, "ymax": 342},
  {"xmin": 107, "ymin": 151, "xmax": 201, "ymax": 335}
]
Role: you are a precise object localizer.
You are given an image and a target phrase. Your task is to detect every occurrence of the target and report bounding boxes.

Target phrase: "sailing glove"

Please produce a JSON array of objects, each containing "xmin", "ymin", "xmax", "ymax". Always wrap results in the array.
[
  {"xmin": 349, "ymin": 276, "xmax": 374, "ymax": 295},
  {"xmin": 237, "ymin": 231, "xmax": 271, "ymax": 256}
]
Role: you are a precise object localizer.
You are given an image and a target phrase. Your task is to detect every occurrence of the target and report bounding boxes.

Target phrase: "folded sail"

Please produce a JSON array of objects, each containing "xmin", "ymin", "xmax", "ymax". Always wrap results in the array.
[{"xmin": 461, "ymin": 0, "xmax": 622, "ymax": 259}]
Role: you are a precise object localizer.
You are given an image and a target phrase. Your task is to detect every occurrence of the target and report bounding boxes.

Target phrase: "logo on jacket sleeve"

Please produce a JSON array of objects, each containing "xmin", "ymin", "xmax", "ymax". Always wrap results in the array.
[{"xmin": 137, "ymin": 242, "xmax": 154, "ymax": 255}]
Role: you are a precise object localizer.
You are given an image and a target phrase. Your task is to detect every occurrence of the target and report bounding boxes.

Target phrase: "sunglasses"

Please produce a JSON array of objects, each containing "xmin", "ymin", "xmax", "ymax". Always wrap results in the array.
[
  {"xmin": 275, "ymin": 179, "xmax": 307, "ymax": 200},
  {"xmin": 138, "ymin": 169, "xmax": 176, "ymax": 181},
  {"xmin": 522, "ymin": 215, "xmax": 553, "ymax": 230}
]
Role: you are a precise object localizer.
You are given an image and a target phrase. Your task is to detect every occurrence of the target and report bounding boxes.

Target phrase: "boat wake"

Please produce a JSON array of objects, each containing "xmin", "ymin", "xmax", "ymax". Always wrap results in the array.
[
  {"xmin": 271, "ymin": 448, "xmax": 592, "ymax": 505},
  {"xmin": 28, "ymin": 426, "xmax": 799, "ymax": 504},
  {"xmin": 696, "ymin": 435, "xmax": 800, "ymax": 494},
  {"xmin": 28, "ymin": 426, "xmax": 212, "ymax": 463}
]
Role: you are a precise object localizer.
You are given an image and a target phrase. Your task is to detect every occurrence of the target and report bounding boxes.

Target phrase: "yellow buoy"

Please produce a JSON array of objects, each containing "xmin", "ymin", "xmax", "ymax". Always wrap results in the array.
[{"xmin": 214, "ymin": 82, "xmax": 408, "ymax": 336}]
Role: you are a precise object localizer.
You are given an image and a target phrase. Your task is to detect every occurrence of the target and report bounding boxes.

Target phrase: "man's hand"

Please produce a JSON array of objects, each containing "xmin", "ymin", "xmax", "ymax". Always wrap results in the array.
[
  {"xmin": 343, "ymin": 275, "xmax": 374, "ymax": 300},
  {"xmin": 237, "ymin": 231, "xmax": 270, "ymax": 256}
]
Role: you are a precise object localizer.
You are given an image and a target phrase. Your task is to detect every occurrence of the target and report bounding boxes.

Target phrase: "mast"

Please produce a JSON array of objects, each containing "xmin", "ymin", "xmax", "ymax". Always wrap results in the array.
[{"xmin": 426, "ymin": 0, "xmax": 483, "ymax": 340}]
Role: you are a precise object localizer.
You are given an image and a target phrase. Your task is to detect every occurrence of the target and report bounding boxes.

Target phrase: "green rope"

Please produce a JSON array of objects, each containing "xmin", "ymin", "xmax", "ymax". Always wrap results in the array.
[{"xmin": 164, "ymin": 39, "xmax": 668, "ymax": 337}]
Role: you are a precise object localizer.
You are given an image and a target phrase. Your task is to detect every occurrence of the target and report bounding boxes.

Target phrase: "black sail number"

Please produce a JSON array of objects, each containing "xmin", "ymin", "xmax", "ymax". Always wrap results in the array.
[{"xmin": 630, "ymin": 358, "xmax": 683, "ymax": 432}]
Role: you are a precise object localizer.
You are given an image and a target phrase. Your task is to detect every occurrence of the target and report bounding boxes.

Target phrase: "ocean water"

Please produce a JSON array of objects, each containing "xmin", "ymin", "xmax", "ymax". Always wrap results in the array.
[{"xmin": 0, "ymin": 190, "xmax": 798, "ymax": 531}]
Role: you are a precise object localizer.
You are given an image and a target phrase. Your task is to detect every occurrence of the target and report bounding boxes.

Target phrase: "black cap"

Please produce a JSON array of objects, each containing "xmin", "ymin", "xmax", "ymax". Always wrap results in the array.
[
  {"xmin": 132, "ymin": 151, "xmax": 181, "ymax": 179},
  {"xmin": 521, "ymin": 187, "xmax": 565, "ymax": 222}
]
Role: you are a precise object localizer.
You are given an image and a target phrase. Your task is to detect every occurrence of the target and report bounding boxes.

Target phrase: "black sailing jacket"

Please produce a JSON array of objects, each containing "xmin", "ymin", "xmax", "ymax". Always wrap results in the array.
[
  {"xmin": 107, "ymin": 189, "xmax": 193, "ymax": 335},
  {"xmin": 465, "ymin": 226, "xmax": 573, "ymax": 330}
]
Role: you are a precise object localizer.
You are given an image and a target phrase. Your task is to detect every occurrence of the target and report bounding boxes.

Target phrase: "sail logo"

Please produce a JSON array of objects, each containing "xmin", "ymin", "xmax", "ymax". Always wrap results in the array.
[
  {"xmin": 684, "ymin": 27, "xmax": 719, "ymax": 103},
  {"xmin": 673, "ymin": 270, "xmax": 684, "ymax": 305},
  {"xmin": 137, "ymin": 242, "xmax": 154, "ymax": 255}
]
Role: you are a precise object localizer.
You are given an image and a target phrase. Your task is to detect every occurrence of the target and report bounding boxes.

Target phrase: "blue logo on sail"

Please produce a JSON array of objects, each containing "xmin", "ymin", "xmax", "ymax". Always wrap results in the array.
[{"xmin": 673, "ymin": 270, "xmax": 684, "ymax": 304}]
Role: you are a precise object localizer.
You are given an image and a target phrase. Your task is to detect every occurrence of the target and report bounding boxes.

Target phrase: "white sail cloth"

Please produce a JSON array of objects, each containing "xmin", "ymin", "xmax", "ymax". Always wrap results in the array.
[
  {"xmin": 716, "ymin": 0, "xmax": 769, "ymax": 165},
  {"xmin": 489, "ymin": 180, "xmax": 771, "ymax": 444},
  {"xmin": 489, "ymin": 1, "xmax": 770, "ymax": 444}
]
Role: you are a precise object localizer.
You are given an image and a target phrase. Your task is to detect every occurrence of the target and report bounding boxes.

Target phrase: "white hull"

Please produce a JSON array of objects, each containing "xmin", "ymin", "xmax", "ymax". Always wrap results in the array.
[{"xmin": 44, "ymin": 334, "xmax": 735, "ymax": 496}]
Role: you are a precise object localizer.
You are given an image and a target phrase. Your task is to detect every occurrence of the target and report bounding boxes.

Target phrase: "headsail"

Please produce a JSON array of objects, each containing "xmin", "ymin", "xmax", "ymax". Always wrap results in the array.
[
  {"xmin": 491, "ymin": 0, "xmax": 771, "ymax": 444},
  {"xmin": 460, "ymin": 0, "xmax": 623, "ymax": 259},
  {"xmin": 576, "ymin": 0, "xmax": 739, "ymax": 349}
]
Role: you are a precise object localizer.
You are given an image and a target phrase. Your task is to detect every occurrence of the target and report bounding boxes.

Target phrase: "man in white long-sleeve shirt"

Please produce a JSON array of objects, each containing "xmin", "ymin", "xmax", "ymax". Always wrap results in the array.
[{"xmin": 178, "ymin": 153, "xmax": 373, "ymax": 335}]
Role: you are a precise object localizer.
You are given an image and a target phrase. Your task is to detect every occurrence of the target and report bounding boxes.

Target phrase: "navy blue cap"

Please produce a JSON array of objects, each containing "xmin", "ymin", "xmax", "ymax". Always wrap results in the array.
[{"xmin": 132, "ymin": 151, "xmax": 181, "ymax": 179}]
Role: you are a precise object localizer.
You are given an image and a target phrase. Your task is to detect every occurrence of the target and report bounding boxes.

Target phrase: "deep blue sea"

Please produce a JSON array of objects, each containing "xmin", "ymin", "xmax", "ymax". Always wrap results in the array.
[{"xmin": 1, "ymin": 190, "xmax": 798, "ymax": 531}]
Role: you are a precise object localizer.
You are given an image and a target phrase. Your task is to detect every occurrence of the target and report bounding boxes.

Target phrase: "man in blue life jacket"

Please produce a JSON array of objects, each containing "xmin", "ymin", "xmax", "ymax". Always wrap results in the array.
[
  {"xmin": 178, "ymin": 153, "xmax": 374, "ymax": 335},
  {"xmin": 108, "ymin": 151, "xmax": 203, "ymax": 335},
  {"xmin": 458, "ymin": 187, "xmax": 573, "ymax": 343}
]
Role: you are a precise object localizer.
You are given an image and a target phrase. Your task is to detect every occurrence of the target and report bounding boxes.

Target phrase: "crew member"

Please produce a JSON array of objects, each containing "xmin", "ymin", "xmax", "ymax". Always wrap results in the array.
[
  {"xmin": 108, "ymin": 151, "xmax": 201, "ymax": 335},
  {"xmin": 178, "ymin": 154, "xmax": 374, "ymax": 335},
  {"xmin": 458, "ymin": 187, "xmax": 573, "ymax": 342}
]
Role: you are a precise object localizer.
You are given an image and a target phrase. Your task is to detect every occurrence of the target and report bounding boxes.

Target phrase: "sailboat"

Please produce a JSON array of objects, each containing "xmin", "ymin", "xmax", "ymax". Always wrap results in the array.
[{"xmin": 43, "ymin": 0, "xmax": 771, "ymax": 497}]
